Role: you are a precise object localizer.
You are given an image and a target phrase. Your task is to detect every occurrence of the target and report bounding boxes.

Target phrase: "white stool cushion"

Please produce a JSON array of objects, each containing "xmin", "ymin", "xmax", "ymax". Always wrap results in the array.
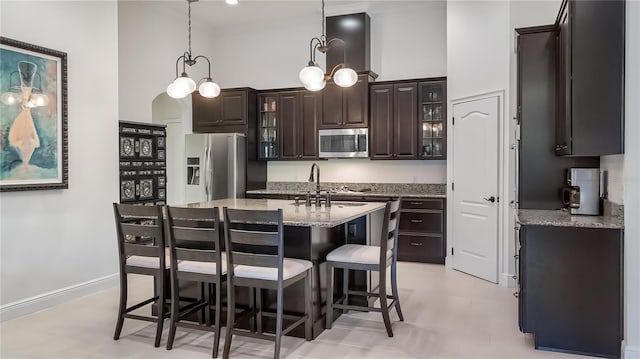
[
  {"xmin": 178, "ymin": 256, "xmax": 227, "ymax": 275},
  {"xmin": 234, "ymin": 258, "xmax": 312, "ymax": 281},
  {"xmin": 326, "ymin": 244, "xmax": 391, "ymax": 265},
  {"xmin": 126, "ymin": 253, "xmax": 171, "ymax": 269}
]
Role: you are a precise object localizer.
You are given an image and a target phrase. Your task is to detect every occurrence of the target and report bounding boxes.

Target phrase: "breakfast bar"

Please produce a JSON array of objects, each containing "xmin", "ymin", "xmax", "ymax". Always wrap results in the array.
[{"xmin": 174, "ymin": 198, "xmax": 386, "ymax": 338}]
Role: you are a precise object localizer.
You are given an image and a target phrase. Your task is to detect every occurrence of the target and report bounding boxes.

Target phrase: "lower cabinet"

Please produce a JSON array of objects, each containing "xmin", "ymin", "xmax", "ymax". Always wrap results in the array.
[
  {"xmin": 245, "ymin": 193, "xmax": 447, "ymax": 264},
  {"xmin": 397, "ymin": 198, "xmax": 446, "ymax": 264},
  {"xmin": 519, "ymin": 225, "xmax": 623, "ymax": 358}
]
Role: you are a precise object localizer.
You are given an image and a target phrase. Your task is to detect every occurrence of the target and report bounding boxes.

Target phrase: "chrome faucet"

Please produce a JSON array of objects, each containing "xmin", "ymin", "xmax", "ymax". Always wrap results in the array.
[{"xmin": 308, "ymin": 162, "xmax": 321, "ymax": 194}]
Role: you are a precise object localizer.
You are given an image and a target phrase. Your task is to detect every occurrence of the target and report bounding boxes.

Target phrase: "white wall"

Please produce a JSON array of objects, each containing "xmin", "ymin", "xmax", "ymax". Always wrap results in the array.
[
  {"xmin": 0, "ymin": 0, "xmax": 119, "ymax": 312},
  {"xmin": 118, "ymin": 1, "xmax": 217, "ymax": 124},
  {"xmin": 446, "ymin": 0, "xmax": 512, "ymax": 284},
  {"xmin": 208, "ymin": 1, "xmax": 447, "ymax": 183},
  {"xmin": 623, "ymin": 1, "xmax": 640, "ymax": 357}
]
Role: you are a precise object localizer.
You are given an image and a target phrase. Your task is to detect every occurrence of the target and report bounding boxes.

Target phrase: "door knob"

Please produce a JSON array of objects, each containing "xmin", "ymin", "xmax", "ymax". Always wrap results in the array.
[{"xmin": 484, "ymin": 196, "xmax": 496, "ymax": 203}]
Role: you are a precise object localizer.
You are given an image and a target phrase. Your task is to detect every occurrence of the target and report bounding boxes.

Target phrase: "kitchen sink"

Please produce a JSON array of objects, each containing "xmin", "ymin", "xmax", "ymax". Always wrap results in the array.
[{"xmin": 289, "ymin": 202, "xmax": 367, "ymax": 207}]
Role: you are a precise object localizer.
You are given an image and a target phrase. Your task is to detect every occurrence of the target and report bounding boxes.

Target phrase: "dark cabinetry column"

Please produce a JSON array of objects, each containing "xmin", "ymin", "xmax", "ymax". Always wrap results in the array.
[
  {"xmin": 279, "ymin": 92, "xmax": 299, "ymax": 160},
  {"xmin": 369, "ymin": 84, "xmax": 394, "ymax": 159},
  {"xmin": 394, "ymin": 83, "xmax": 418, "ymax": 159},
  {"xmin": 555, "ymin": 0, "xmax": 625, "ymax": 156},
  {"xmin": 300, "ymin": 92, "xmax": 321, "ymax": 159}
]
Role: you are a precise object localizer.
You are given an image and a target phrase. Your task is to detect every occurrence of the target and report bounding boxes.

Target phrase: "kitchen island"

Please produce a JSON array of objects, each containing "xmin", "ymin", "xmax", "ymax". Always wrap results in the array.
[{"xmin": 174, "ymin": 198, "xmax": 386, "ymax": 339}]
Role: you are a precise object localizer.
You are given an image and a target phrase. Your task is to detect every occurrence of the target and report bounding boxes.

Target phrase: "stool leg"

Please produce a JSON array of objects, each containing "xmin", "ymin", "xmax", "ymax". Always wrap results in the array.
[
  {"xmin": 274, "ymin": 283, "xmax": 284, "ymax": 359},
  {"xmin": 212, "ymin": 281, "xmax": 222, "ymax": 358},
  {"xmin": 343, "ymin": 268, "xmax": 349, "ymax": 314},
  {"xmin": 166, "ymin": 270, "xmax": 179, "ymax": 350},
  {"xmin": 113, "ymin": 272, "xmax": 127, "ymax": 340},
  {"xmin": 248, "ymin": 287, "xmax": 256, "ymax": 333},
  {"xmin": 379, "ymin": 269, "xmax": 393, "ymax": 337},
  {"xmin": 304, "ymin": 269, "xmax": 312, "ymax": 341},
  {"xmin": 256, "ymin": 288, "xmax": 263, "ymax": 334},
  {"xmin": 326, "ymin": 263, "xmax": 334, "ymax": 329},
  {"xmin": 391, "ymin": 258, "xmax": 404, "ymax": 321},
  {"xmin": 154, "ymin": 272, "xmax": 166, "ymax": 347},
  {"xmin": 223, "ymin": 281, "xmax": 235, "ymax": 359}
]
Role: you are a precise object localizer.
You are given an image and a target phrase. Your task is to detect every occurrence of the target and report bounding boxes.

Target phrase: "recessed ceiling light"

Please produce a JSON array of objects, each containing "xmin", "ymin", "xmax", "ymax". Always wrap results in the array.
[{"xmin": 226, "ymin": 0, "xmax": 238, "ymax": 5}]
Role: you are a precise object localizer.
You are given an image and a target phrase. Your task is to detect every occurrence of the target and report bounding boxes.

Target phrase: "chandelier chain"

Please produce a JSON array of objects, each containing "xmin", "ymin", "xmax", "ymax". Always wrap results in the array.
[
  {"xmin": 188, "ymin": 0, "xmax": 192, "ymax": 56},
  {"xmin": 321, "ymin": 0, "xmax": 326, "ymax": 42}
]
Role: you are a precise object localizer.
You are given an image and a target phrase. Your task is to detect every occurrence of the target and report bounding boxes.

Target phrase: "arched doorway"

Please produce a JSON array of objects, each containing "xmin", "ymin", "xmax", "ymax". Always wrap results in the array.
[{"xmin": 151, "ymin": 93, "xmax": 192, "ymax": 205}]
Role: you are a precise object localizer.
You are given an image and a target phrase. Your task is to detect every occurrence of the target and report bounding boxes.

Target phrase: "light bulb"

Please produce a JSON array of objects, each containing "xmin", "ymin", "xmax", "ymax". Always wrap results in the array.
[
  {"xmin": 167, "ymin": 83, "xmax": 186, "ymax": 99},
  {"xmin": 334, "ymin": 67, "xmax": 358, "ymax": 87},
  {"xmin": 199, "ymin": 80, "xmax": 221, "ymax": 98},
  {"xmin": 299, "ymin": 65, "xmax": 325, "ymax": 87},
  {"xmin": 225, "ymin": 0, "xmax": 238, "ymax": 4},
  {"xmin": 173, "ymin": 75, "xmax": 196, "ymax": 96},
  {"xmin": 304, "ymin": 79, "xmax": 326, "ymax": 92}
]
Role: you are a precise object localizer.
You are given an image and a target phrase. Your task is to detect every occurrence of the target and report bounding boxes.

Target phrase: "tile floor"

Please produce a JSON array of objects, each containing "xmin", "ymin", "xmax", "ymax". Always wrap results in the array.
[{"xmin": 1, "ymin": 262, "xmax": 590, "ymax": 358}]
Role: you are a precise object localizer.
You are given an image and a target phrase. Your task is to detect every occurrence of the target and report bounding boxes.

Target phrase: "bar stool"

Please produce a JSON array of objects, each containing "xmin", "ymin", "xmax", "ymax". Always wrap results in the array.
[
  {"xmin": 112, "ymin": 203, "xmax": 170, "ymax": 347},
  {"xmin": 325, "ymin": 199, "xmax": 404, "ymax": 337},
  {"xmin": 164, "ymin": 206, "xmax": 226, "ymax": 358},
  {"xmin": 222, "ymin": 207, "xmax": 313, "ymax": 359}
]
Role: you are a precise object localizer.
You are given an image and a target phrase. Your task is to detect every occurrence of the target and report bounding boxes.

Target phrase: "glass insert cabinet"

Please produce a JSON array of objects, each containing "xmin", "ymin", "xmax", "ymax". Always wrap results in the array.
[
  {"xmin": 258, "ymin": 94, "xmax": 278, "ymax": 160},
  {"xmin": 419, "ymin": 81, "xmax": 447, "ymax": 159}
]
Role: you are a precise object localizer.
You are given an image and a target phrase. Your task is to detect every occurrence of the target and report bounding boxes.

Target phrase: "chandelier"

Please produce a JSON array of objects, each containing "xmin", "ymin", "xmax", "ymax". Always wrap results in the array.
[
  {"xmin": 299, "ymin": 0, "xmax": 358, "ymax": 91},
  {"xmin": 167, "ymin": 0, "xmax": 224, "ymax": 99}
]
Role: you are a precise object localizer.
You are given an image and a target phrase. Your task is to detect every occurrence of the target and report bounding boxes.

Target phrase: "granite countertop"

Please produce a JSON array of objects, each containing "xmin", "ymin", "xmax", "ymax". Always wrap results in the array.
[
  {"xmin": 246, "ymin": 182, "xmax": 447, "ymax": 199},
  {"xmin": 245, "ymin": 189, "xmax": 446, "ymax": 198},
  {"xmin": 180, "ymin": 198, "xmax": 386, "ymax": 228},
  {"xmin": 517, "ymin": 209, "xmax": 624, "ymax": 229}
]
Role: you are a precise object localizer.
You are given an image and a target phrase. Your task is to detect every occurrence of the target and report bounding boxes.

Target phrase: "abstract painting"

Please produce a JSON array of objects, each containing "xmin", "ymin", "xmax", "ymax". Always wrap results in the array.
[{"xmin": 0, "ymin": 37, "xmax": 68, "ymax": 191}]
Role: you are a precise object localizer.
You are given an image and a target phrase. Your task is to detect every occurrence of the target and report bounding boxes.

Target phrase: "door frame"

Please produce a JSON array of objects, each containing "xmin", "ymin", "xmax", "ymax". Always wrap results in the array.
[{"xmin": 446, "ymin": 89, "xmax": 510, "ymax": 286}]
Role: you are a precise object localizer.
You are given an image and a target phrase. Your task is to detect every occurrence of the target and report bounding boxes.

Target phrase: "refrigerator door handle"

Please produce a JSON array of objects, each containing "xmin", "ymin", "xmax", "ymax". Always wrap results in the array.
[{"xmin": 204, "ymin": 143, "xmax": 210, "ymax": 201}]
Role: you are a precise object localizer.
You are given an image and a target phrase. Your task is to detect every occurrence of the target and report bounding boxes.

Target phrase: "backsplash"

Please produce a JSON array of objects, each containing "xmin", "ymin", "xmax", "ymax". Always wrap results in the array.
[
  {"xmin": 267, "ymin": 159, "xmax": 447, "ymax": 183},
  {"xmin": 266, "ymin": 182, "xmax": 447, "ymax": 195}
]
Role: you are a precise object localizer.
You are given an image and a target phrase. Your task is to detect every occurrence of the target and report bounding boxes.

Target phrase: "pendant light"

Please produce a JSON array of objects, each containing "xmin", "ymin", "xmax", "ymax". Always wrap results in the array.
[
  {"xmin": 299, "ymin": 0, "xmax": 358, "ymax": 92},
  {"xmin": 167, "ymin": 0, "xmax": 221, "ymax": 99}
]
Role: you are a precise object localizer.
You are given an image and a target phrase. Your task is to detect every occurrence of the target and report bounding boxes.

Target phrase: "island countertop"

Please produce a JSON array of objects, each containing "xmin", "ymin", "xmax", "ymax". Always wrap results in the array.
[{"xmin": 181, "ymin": 198, "xmax": 386, "ymax": 228}]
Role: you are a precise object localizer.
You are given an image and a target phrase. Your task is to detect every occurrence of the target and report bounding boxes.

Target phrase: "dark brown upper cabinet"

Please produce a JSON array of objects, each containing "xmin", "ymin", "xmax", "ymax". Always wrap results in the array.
[
  {"xmin": 258, "ymin": 90, "xmax": 320, "ymax": 161},
  {"xmin": 192, "ymin": 88, "xmax": 256, "ymax": 134},
  {"xmin": 279, "ymin": 91, "xmax": 320, "ymax": 160},
  {"xmin": 555, "ymin": 0, "xmax": 625, "ymax": 156},
  {"xmin": 320, "ymin": 74, "xmax": 370, "ymax": 129},
  {"xmin": 369, "ymin": 83, "xmax": 418, "ymax": 159}
]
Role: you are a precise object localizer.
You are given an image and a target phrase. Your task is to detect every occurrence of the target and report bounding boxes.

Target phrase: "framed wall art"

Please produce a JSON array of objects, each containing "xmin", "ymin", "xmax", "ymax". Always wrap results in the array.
[{"xmin": 0, "ymin": 37, "xmax": 68, "ymax": 192}]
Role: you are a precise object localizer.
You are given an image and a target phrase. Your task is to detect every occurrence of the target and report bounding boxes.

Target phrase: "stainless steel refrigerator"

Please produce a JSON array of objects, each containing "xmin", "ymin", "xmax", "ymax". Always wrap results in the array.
[{"xmin": 185, "ymin": 133, "xmax": 246, "ymax": 203}]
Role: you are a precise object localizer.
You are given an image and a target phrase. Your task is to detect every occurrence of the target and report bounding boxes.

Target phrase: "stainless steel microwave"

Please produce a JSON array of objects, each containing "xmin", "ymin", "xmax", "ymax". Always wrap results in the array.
[{"xmin": 318, "ymin": 128, "xmax": 368, "ymax": 158}]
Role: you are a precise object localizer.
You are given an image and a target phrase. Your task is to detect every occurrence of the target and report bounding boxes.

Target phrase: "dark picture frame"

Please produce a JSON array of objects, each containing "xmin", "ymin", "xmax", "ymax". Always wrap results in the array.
[{"xmin": 0, "ymin": 37, "xmax": 68, "ymax": 192}]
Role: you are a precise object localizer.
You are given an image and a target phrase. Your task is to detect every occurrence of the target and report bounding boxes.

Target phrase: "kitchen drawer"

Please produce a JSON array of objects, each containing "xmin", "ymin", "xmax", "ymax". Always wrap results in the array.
[
  {"xmin": 399, "ymin": 211, "xmax": 443, "ymax": 233},
  {"xmin": 397, "ymin": 234, "xmax": 445, "ymax": 263},
  {"xmin": 401, "ymin": 198, "xmax": 443, "ymax": 210}
]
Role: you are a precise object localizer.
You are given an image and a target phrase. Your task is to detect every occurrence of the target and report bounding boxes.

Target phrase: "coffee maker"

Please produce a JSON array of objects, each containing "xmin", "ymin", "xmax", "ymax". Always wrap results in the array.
[{"xmin": 562, "ymin": 168, "xmax": 601, "ymax": 215}]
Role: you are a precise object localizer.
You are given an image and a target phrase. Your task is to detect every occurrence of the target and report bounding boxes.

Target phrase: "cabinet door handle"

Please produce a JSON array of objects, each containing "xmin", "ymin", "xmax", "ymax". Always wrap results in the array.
[
  {"xmin": 410, "ymin": 242, "xmax": 424, "ymax": 246},
  {"xmin": 410, "ymin": 219, "xmax": 423, "ymax": 223},
  {"xmin": 410, "ymin": 202, "xmax": 423, "ymax": 205}
]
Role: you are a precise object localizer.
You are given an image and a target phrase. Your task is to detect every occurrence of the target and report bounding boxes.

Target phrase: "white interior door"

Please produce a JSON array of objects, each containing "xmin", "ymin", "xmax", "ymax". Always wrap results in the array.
[{"xmin": 451, "ymin": 95, "xmax": 500, "ymax": 283}]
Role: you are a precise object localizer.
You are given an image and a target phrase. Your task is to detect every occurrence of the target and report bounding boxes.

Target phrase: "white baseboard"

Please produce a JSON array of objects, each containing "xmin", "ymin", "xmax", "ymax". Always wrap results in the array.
[
  {"xmin": 501, "ymin": 272, "xmax": 517, "ymax": 288},
  {"xmin": 624, "ymin": 343, "xmax": 640, "ymax": 359},
  {"xmin": 0, "ymin": 273, "xmax": 119, "ymax": 322}
]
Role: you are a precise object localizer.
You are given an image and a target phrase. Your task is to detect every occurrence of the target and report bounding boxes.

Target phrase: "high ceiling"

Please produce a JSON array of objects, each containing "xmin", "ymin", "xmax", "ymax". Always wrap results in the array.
[{"xmin": 146, "ymin": 0, "xmax": 428, "ymax": 30}]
